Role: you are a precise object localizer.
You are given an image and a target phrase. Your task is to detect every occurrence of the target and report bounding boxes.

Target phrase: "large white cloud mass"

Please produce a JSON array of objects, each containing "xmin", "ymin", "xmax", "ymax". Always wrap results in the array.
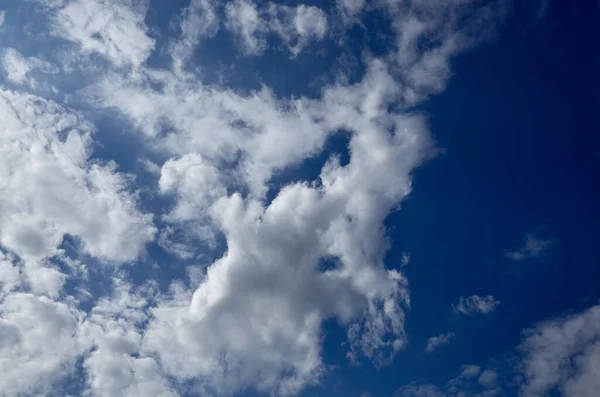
[{"xmin": 0, "ymin": 89, "xmax": 156, "ymax": 262}]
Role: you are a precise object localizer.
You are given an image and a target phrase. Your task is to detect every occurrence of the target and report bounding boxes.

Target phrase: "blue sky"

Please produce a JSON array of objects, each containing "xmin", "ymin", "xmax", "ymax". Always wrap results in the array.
[{"xmin": 0, "ymin": 1, "xmax": 599, "ymax": 397}]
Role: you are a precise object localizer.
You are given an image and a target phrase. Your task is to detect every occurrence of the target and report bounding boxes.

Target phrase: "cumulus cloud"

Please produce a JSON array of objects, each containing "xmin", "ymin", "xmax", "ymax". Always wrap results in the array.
[
  {"xmin": 453, "ymin": 295, "xmax": 500, "ymax": 315},
  {"xmin": 0, "ymin": 291, "xmax": 83, "ymax": 397},
  {"xmin": 79, "ymin": 279, "xmax": 178, "ymax": 397},
  {"xmin": 519, "ymin": 305, "xmax": 600, "ymax": 397},
  {"xmin": 504, "ymin": 233, "xmax": 554, "ymax": 261},
  {"xmin": 50, "ymin": 0, "xmax": 155, "ymax": 67},
  {"xmin": 425, "ymin": 331, "xmax": 455, "ymax": 353},
  {"xmin": 137, "ymin": 63, "xmax": 431, "ymax": 393},
  {"xmin": 0, "ymin": 89, "xmax": 155, "ymax": 262}
]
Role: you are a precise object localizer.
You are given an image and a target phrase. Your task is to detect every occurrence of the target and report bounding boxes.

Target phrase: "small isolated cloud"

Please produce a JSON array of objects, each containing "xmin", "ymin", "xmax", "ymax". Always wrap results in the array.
[
  {"xmin": 425, "ymin": 331, "xmax": 455, "ymax": 353},
  {"xmin": 401, "ymin": 251, "xmax": 411, "ymax": 267},
  {"xmin": 453, "ymin": 295, "xmax": 500, "ymax": 315},
  {"xmin": 504, "ymin": 233, "xmax": 554, "ymax": 261},
  {"xmin": 459, "ymin": 364, "xmax": 481, "ymax": 379},
  {"xmin": 0, "ymin": 10, "xmax": 5, "ymax": 27}
]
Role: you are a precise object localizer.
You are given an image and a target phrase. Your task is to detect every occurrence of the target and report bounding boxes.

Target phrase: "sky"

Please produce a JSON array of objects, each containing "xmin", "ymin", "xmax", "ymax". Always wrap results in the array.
[{"xmin": 0, "ymin": 1, "xmax": 599, "ymax": 397}]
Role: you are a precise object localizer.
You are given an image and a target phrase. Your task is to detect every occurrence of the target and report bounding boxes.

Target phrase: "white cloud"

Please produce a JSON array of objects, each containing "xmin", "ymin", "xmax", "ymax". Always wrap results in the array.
[
  {"xmin": 2, "ymin": 48, "xmax": 58, "ymax": 87},
  {"xmin": 224, "ymin": 1, "xmax": 327, "ymax": 57},
  {"xmin": 225, "ymin": 0, "xmax": 268, "ymax": 56},
  {"xmin": 337, "ymin": 0, "xmax": 366, "ymax": 19},
  {"xmin": 158, "ymin": 153, "xmax": 226, "ymax": 245},
  {"xmin": 159, "ymin": 153, "xmax": 226, "ymax": 220},
  {"xmin": 51, "ymin": 0, "xmax": 155, "ymax": 67},
  {"xmin": 453, "ymin": 295, "xmax": 500, "ymax": 315},
  {"xmin": 0, "ymin": 292, "xmax": 83, "ymax": 397},
  {"xmin": 380, "ymin": 0, "xmax": 511, "ymax": 105},
  {"xmin": 140, "ymin": 69, "xmax": 431, "ymax": 392},
  {"xmin": 267, "ymin": 4, "xmax": 328, "ymax": 56},
  {"xmin": 459, "ymin": 364, "xmax": 481, "ymax": 379},
  {"xmin": 425, "ymin": 331, "xmax": 455, "ymax": 353},
  {"xmin": 2, "ymin": 48, "xmax": 34, "ymax": 84},
  {"xmin": 0, "ymin": 89, "xmax": 155, "ymax": 262},
  {"xmin": 80, "ymin": 279, "xmax": 178, "ymax": 397},
  {"xmin": 519, "ymin": 305, "xmax": 600, "ymax": 397},
  {"xmin": 504, "ymin": 233, "xmax": 554, "ymax": 261},
  {"xmin": 170, "ymin": 0, "xmax": 219, "ymax": 68},
  {"xmin": 80, "ymin": 55, "xmax": 434, "ymax": 392},
  {"xmin": 0, "ymin": 11, "xmax": 5, "ymax": 27}
]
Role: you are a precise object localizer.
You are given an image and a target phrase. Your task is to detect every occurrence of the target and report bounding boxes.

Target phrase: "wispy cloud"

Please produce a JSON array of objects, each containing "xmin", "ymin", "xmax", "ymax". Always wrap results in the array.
[
  {"xmin": 425, "ymin": 331, "xmax": 455, "ymax": 353},
  {"xmin": 504, "ymin": 233, "xmax": 554, "ymax": 261},
  {"xmin": 453, "ymin": 295, "xmax": 500, "ymax": 315}
]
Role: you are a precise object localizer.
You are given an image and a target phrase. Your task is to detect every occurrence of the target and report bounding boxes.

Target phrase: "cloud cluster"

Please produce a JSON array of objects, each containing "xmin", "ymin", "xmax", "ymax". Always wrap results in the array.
[
  {"xmin": 396, "ymin": 304, "xmax": 600, "ymax": 397},
  {"xmin": 0, "ymin": 89, "xmax": 156, "ymax": 262},
  {"xmin": 0, "ymin": 0, "xmax": 561, "ymax": 396},
  {"xmin": 48, "ymin": 0, "xmax": 156, "ymax": 68},
  {"xmin": 225, "ymin": 0, "xmax": 328, "ymax": 56}
]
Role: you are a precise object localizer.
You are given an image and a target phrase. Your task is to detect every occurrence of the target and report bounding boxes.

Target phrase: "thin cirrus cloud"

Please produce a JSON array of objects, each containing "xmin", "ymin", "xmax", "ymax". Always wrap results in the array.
[
  {"xmin": 425, "ymin": 331, "xmax": 455, "ymax": 353},
  {"xmin": 504, "ymin": 233, "xmax": 554, "ymax": 261},
  {"xmin": 453, "ymin": 295, "xmax": 500, "ymax": 315},
  {"xmin": 0, "ymin": 1, "xmax": 578, "ymax": 397}
]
